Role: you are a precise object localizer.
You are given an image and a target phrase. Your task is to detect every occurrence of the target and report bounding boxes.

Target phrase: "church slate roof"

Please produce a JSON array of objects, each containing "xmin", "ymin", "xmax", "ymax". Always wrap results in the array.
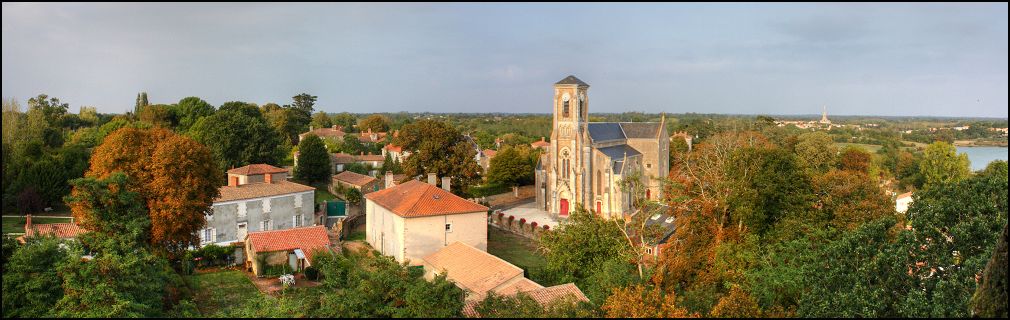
[
  {"xmin": 597, "ymin": 144, "xmax": 642, "ymax": 160},
  {"xmin": 555, "ymin": 75, "xmax": 589, "ymax": 86},
  {"xmin": 619, "ymin": 122, "xmax": 662, "ymax": 139},
  {"xmin": 587, "ymin": 123, "xmax": 626, "ymax": 142}
]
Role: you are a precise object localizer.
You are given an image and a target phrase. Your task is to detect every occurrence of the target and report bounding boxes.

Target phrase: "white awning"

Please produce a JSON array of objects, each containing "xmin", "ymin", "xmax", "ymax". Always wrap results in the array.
[{"xmin": 293, "ymin": 248, "xmax": 306, "ymax": 259}]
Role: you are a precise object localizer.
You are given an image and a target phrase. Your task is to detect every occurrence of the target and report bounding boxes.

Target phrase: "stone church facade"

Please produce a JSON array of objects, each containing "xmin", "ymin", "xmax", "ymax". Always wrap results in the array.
[{"xmin": 535, "ymin": 75, "xmax": 670, "ymax": 220}]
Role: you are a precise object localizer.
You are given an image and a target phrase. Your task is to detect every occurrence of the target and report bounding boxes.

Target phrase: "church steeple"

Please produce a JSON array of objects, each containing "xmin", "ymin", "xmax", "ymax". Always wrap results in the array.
[{"xmin": 819, "ymin": 105, "xmax": 831, "ymax": 124}]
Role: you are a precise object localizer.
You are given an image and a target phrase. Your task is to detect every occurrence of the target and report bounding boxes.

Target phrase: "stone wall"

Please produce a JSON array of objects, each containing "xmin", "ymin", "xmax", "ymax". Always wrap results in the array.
[{"xmin": 487, "ymin": 210, "xmax": 551, "ymax": 241}]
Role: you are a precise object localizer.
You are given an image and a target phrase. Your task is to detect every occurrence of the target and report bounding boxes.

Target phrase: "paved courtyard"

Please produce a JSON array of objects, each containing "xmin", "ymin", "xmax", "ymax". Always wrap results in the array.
[{"xmin": 498, "ymin": 200, "xmax": 560, "ymax": 228}]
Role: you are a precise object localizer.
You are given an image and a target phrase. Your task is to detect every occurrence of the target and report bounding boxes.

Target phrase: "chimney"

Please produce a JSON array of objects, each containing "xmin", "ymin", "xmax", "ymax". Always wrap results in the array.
[
  {"xmin": 360, "ymin": 151, "xmax": 364, "ymax": 156},
  {"xmin": 25, "ymin": 214, "xmax": 32, "ymax": 231},
  {"xmin": 441, "ymin": 177, "xmax": 451, "ymax": 192},
  {"xmin": 385, "ymin": 171, "xmax": 395, "ymax": 189},
  {"xmin": 541, "ymin": 136, "xmax": 545, "ymax": 142},
  {"xmin": 264, "ymin": 173, "xmax": 273, "ymax": 184},
  {"xmin": 427, "ymin": 173, "xmax": 437, "ymax": 186},
  {"xmin": 229, "ymin": 175, "xmax": 239, "ymax": 187}
]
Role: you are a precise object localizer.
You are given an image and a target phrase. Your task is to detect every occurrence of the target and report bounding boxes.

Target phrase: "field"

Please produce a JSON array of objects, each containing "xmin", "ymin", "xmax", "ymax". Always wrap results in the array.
[
  {"xmin": 834, "ymin": 142, "xmax": 883, "ymax": 153},
  {"xmin": 183, "ymin": 271, "xmax": 268, "ymax": 317},
  {"xmin": 2, "ymin": 216, "xmax": 74, "ymax": 234},
  {"xmin": 487, "ymin": 227, "xmax": 546, "ymax": 273}
]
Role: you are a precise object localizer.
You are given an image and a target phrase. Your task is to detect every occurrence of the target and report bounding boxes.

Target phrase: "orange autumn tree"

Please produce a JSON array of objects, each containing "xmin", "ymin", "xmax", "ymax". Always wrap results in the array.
[
  {"xmin": 710, "ymin": 285, "xmax": 762, "ymax": 318},
  {"xmin": 79, "ymin": 127, "xmax": 221, "ymax": 254},
  {"xmin": 602, "ymin": 283, "xmax": 696, "ymax": 318}
]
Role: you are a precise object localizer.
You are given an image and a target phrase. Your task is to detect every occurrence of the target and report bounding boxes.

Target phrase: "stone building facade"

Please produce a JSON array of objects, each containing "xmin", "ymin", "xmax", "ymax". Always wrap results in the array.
[{"xmin": 534, "ymin": 76, "xmax": 669, "ymax": 220}]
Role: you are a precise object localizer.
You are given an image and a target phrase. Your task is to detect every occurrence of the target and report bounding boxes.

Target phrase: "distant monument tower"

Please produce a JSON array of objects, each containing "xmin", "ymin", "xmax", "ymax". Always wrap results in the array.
[{"xmin": 819, "ymin": 105, "xmax": 831, "ymax": 124}]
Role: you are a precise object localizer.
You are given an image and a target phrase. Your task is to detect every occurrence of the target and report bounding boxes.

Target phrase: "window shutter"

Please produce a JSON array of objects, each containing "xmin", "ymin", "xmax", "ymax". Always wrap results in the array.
[{"xmin": 211, "ymin": 228, "xmax": 217, "ymax": 243}]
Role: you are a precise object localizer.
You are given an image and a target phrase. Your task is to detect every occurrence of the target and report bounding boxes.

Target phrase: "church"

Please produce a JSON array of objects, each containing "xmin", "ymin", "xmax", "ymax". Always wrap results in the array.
[{"xmin": 534, "ymin": 75, "xmax": 670, "ymax": 220}]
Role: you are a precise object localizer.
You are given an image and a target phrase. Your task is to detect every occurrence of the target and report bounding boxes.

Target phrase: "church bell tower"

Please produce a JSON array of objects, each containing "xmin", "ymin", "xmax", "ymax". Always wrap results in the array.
[{"xmin": 549, "ymin": 75, "xmax": 589, "ymax": 216}]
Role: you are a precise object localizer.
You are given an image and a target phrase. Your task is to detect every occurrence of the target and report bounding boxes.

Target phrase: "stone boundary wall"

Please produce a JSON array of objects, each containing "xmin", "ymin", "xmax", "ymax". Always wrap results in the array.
[{"xmin": 487, "ymin": 209, "xmax": 551, "ymax": 241}]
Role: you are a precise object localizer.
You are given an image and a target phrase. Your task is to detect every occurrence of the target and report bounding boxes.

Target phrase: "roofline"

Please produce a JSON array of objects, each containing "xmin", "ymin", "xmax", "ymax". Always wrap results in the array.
[{"xmin": 365, "ymin": 198, "xmax": 488, "ymax": 218}]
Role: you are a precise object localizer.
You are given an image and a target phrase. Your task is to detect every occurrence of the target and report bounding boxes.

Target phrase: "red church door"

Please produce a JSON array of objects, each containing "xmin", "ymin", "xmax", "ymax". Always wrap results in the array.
[
  {"xmin": 646, "ymin": 189, "xmax": 651, "ymax": 200},
  {"xmin": 560, "ymin": 199, "xmax": 569, "ymax": 217},
  {"xmin": 596, "ymin": 201, "xmax": 601, "ymax": 214}
]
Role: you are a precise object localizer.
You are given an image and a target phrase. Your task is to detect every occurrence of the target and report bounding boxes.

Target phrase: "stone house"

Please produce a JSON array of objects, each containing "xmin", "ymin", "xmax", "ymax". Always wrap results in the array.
[
  {"xmin": 200, "ymin": 164, "xmax": 316, "ymax": 247},
  {"xmin": 17, "ymin": 214, "xmax": 86, "ymax": 243},
  {"xmin": 330, "ymin": 170, "xmax": 380, "ymax": 195},
  {"xmin": 365, "ymin": 175, "xmax": 488, "ymax": 265},
  {"xmin": 245, "ymin": 225, "xmax": 332, "ymax": 276}
]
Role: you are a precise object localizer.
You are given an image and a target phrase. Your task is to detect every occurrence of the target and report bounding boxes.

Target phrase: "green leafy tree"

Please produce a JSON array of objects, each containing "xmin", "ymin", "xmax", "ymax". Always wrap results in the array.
[
  {"xmin": 134, "ymin": 92, "xmax": 149, "ymax": 116},
  {"xmin": 1, "ymin": 236, "xmax": 70, "ymax": 318},
  {"xmin": 358, "ymin": 114, "xmax": 391, "ymax": 132},
  {"xmin": 837, "ymin": 146, "xmax": 873, "ymax": 174},
  {"xmin": 190, "ymin": 106, "xmax": 285, "ymax": 169},
  {"xmin": 343, "ymin": 188, "xmax": 363, "ymax": 206},
  {"xmin": 971, "ymin": 224, "xmax": 1007, "ymax": 318},
  {"xmin": 486, "ymin": 145, "xmax": 536, "ymax": 187},
  {"xmin": 341, "ymin": 134, "xmax": 365, "ymax": 155},
  {"xmin": 29, "ymin": 93, "xmax": 70, "ymax": 127},
  {"xmin": 394, "ymin": 119, "xmax": 482, "ymax": 195},
  {"xmin": 295, "ymin": 134, "xmax": 331, "ymax": 184},
  {"xmin": 174, "ymin": 97, "xmax": 215, "ymax": 132},
  {"xmin": 331, "ymin": 112, "xmax": 357, "ymax": 132},
  {"xmin": 795, "ymin": 132, "xmax": 836, "ymax": 175},
  {"xmin": 138, "ymin": 104, "xmax": 176, "ymax": 128},
  {"xmin": 311, "ymin": 111, "xmax": 333, "ymax": 129},
  {"xmin": 726, "ymin": 147, "xmax": 814, "ymax": 237},
  {"xmin": 920, "ymin": 141, "xmax": 970, "ymax": 189},
  {"xmin": 65, "ymin": 172, "xmax": 150, "ymax": 244}
]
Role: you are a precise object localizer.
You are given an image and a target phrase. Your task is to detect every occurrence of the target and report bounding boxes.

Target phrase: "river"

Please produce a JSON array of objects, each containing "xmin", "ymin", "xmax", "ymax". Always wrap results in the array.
[{"xmin": 956, "ymin": 146, "xmax": 1009, "ymax": 171}]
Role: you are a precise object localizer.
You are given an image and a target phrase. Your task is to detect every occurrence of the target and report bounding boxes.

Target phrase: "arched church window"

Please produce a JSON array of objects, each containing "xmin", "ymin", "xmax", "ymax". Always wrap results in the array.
[
  {"xmin": 562, "ymin": 95, "xmax": 570, "ymax": 118},
  {"xmin": 596, "ymin": 170, "xmax": 601, "ymax": 195},
  {"xmin": 578, "ymin": 95, "xmax": 585, "ymax": 117}
]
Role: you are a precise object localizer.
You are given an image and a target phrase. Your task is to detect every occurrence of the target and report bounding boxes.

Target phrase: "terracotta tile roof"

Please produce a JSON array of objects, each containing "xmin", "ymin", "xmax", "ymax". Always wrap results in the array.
[
  {"xmin": 524, "ymin": 283, "xmax": 590, "ymax": 306},
  {"xmin": 227, "ymin": 164, "xmax": 288, "ymax": 175},
  {"xmin": 216, "ymin": 180, "xmax": 315, "ymax": 202},
  {"xmin": 24, "ymin": 222, "xmax": 86, "ymax": 239},
  {"xmin": 246, "ymin": 226, "xmax": 331, "ymax": 262},
  {"xmin": 423, "ymin": 242, "xmax": 523, "ymax": 298},
  {"xmin": 357, "ymin": 131, "xmax": 388, "ymax": 143},
  {"xmin": 531, "ymin": 139, "xmax": 550, "ymax": 148},
  {"xmin": 357, "ymin": 154, "xmax": 385, "ymax": 162},
  {"xmin": 332, "ymin": 153, "xmax": 357, "ymax": 164},
  {"xmin": 494, "ymin": 278, "xmax": 544, "ymax": 296},
  {"xmin": 384, "ymin": 144, "xmax": 403, "ymax": 152},
  {"xmin": 365, "ymin": 180, "xmax": 488, "ymax": 217},
  {"xmin": 333, "ymin": 171, "xmax": 377, "ymax": 187},
  {"xmin": 462, "ymin": 283, "xmax": 590, "ymax": 317},
  {"xmin": 482, "ymin": 149, "xmax": 497, "ymax": 158},
  {"xmin": 302, "ymin": 127, "xmax": 346, "ymax": 139},
  {"xmin": 897, "ymin": 191, "xmax": 913, "ymax": 200}
]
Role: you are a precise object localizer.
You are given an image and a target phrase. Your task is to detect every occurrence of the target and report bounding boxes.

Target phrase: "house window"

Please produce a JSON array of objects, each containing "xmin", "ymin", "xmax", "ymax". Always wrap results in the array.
[
  {"xmin": 200, "ymin": 227, "xmax": 216, "ymax": 244},
  {"xmin": 260, "ymin": 220, "xmax": 273, "ymax": 231},
  {"xmin": 293, "ymin": 214, "xmax": 303, "ymax": 228},
  {"xmin": 263, "ymin": 198, "xmax": 272, "ymax": 213},
  {"xmin": 647, "ymin": 163, "xmax": 652, "ymax": 169},
  {"xmin": 646, "ymin": 247, "xmax": 654, "ymax": 255},
  {"xmin": 445, "ymin": 223, "xmax": 453, "ymax": 233}
]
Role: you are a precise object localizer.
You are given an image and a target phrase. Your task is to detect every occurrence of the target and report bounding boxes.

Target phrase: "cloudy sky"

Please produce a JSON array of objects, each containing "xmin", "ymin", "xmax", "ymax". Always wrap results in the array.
[{"xmin": 2, "ymin": 3, "xmax": 1007, "ymax": 117}]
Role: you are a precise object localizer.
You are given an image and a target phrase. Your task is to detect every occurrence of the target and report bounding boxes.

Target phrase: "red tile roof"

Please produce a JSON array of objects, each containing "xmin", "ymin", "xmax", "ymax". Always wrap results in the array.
[
  {"xmin": 332, "ymin": 153, "xmax": 357, "ymax": 164},
  {"xmin": 423, "ymin": 242, "xmax": 525, "ymax": 299},
  {"xmin": 24, "ymin": 222, "xmax": 86, "ymax": 239},
  {"xmin": 896, "ymin": 191, "xmax": 913, "ymax": 200},
  {"xmin": 333, "ymin": 171, "xmax": 377, "ymax": 187},
  {"xmin": 462, "ymin": 283, "xmax": 590, "ymax": 317},
  {"xmin": 302, "ymin": 127, "xmax": 347, "ymax": 139},
  {"xmin": 246, "ymin": 226, "xmax": 331, "ymax": 260},
  {"xmin": 227, "ymin": 164, "xmax": 288, "ymax": 175},
  {"xmin": 531, "ymin": 137, "xmax": 550, "ymax": 148},
  {"xmin": 364, "ymin": 180, "xmax": 488, "ymax": 217},
  {"xmin": 357, "ymin": 154, "xmax": 385, "ymax": 162},
  {"xmin": 384, "ymin": 144, "xmax": 403, "ymax": 152},
  {"xmin": 482, "ymin": 149, "xmax": 497, "ymax": 158},
  {"xmin": 216, "ymin": 180, "xmax": 315, "ymax": 202}
]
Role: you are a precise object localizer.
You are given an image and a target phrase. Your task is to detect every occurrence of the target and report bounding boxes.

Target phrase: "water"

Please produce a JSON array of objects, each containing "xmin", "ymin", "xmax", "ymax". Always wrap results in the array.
[{"xmin": 956, "ymin": 146, "xmax": 1009, "ymax": 171}]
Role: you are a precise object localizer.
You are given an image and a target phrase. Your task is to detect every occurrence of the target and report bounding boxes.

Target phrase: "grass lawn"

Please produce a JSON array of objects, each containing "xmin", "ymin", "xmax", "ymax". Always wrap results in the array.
[
  {"xmin": 346, "ymin": 230, "xmax": 366, "ymax": 241},
  {"xmin": 834, "ymin": 142, "xmax": 883, "ymax": 153},
  {"xmin": 2, "ymin": 216, "xmax": 74, "ymax": 234},
  {"xmin": 487, "ymin": 227, "xmax": 546, "ymax": 272},
  {"xmin": 184, "ymin": 271, "xmax": 267, "ymax": 317},
  {"xmin": 314, "ymin": 187, "xmax": 338, "ymax": 205}
]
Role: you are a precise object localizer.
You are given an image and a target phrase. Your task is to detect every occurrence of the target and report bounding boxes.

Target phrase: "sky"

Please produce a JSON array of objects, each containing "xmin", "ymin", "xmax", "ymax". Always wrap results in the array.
[{"xmin": 2, "ymin": 3, "xmax": 1007, "ymax": 118}]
